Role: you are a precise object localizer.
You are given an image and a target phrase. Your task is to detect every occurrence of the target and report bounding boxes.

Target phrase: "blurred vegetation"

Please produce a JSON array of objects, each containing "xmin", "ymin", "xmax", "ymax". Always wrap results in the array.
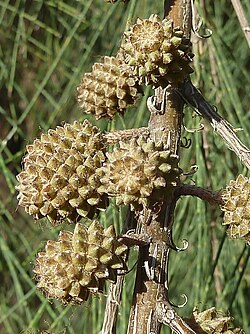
[{"xmin": 0, "ymin": 0, "xmax": 249, "ymax": 333}]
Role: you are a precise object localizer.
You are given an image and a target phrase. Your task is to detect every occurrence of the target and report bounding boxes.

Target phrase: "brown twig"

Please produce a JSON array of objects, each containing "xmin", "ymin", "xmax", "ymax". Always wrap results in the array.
[
  {"xmin": 231, "ymin": 0, "xmax": 250, "ymax": 48},
  {"xmin": 164, "ymin": 0, "xmax": 192, "ymax": 38},
  {"xmin": 118, "ymin": 232, "xmax": 151, "ymax": 247},
  {"xmin": 103, "ymin": 127, "xmax": 149, "ymax": 144},
  {"xmin": 127, "ymin": 2, "xmax": 195, "ymax": 333},
  {"xmin": 175, "ymin": 184, "xmax": 223, "ymax": 206},
  {"xmin": 127, "ymin": 86, "xmax": 185, "ymax": 334}
]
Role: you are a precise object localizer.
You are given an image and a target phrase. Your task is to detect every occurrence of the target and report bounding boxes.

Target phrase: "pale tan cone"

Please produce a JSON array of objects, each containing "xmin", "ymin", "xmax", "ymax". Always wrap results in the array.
[
  {"xmin": 192, "ymin": 307, "xmax": 243, "ymax": 334},
  {"xmin": 97, "ymin": 136, "xmax": 182, "ymax": 210},
  {"xmin": 34, "ymin": 220, "xmax": 128, "ymax": 304},
  {"xmin": 77, "ymin": 56, "xmax": 140, "ymax": 120},
  {"xmin": 220, "ymin": 174, "xmax": 250, "ymax": 244},
  {"xmin": 16, "ymin": 120, "xmax": 108, "ymax": 224},
  {"xmin": 119, "ymin": 14, "xmax": 193, "ymax": 86}
]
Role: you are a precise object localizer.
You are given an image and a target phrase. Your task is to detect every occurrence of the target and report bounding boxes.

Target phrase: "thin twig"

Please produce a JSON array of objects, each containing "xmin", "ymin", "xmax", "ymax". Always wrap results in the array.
[
  {"xmin": 101, "ymin": 275, "xmax": 125, "ymax": 334},
  {"xmin": 118, "ymin": 232, "xmax": 151, "ymax": 247},
  {"xmin": 175, "ymin": 184, "xmax": 223, "ymax": 206},
  {"xmin": 231, "ymin": 0, "xmax": 250, "ymax": 48},
  {"xmin": 101, "ymin": 210, "xmax": 133, "ymax": 334},
  {"xmin": 103, "ymin": 127, "xmax": 149, "ymax": 144},
  {"xmin": 177, "ymin": 79, "xmax": 250, "ymax": 171},
  {"xmin": 156, "ymin": 300, "xmax": 198, "ymax": 334}
]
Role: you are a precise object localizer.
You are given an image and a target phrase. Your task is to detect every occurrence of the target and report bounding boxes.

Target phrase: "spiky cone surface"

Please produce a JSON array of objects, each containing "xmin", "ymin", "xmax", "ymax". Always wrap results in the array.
[
  {"xmin": 16, "ymin": 120, "xmax": 108, "ymax": 225},
  {"xmin": 119, "ymin": 14, "xmax": 193, "ymax": 86},
  {"xmin": 34, "ymin": 221, "xmax": 128, "ymax": 304},
  {"xmin": 191, "ymin": 308, "xmax": 243, "ymax": 334},
  {"xmin": 97, "ymin": 136, "xmax": 181, "ymax": 210},
  {"xmin": 220, "ymin": 174, "xmax": 250, "ymax": 244},
  {"xmin": 76, "ymin": 56, "xmax": 140, "ymax": 120}
]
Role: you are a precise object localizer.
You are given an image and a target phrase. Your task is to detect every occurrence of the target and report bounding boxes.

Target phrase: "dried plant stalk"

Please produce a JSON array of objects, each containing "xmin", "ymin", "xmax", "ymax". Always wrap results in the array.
[
  {"xmin": 101, "ymin": 275, "xmax": 125, "ymax": 334},
  {"xmin": 231, "ymin": 0, "xmax": 250, "ymax": 48}
]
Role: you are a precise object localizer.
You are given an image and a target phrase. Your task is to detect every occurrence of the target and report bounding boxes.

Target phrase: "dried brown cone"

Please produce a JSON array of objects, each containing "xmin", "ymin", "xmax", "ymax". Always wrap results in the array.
[
  {"xmin": 34, "ymin": 220, "xmax": 127, "ymax": 304},
  {"xmin": 220, "ymin": 174, "xmax": 250, "ymax": 244},
  {"xmin": 97, "ymin": 136, "xmax": 181, "ymax": 209},
  {"xmin": 16, "ymin": 120, "xmax": 108, "ymax": 225},
  {"xmin": 119, "ymin": 14, "xmax": 193, "ymax": 86},
  {"xmin": 76, "ymin": 56, "xmax": 141, "ymax": 120},
  {"xmin": 189, "ymin": 307, "xmax": 244, "ymax": 334}
]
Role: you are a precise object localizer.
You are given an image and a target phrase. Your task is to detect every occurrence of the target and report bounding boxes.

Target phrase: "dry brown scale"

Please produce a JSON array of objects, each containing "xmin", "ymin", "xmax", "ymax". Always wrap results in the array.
[
  {"xmin": 34, "ymin": 220, "xmax": 127, "ymax": 304},
  {"xmin": 16, "ymin": 120, "xmax": 108, "ymax": 224},
  {"xmin": 76, "ymin": 56, "xmax": 141, "ymax": 120},
  {"xmin": 220, "ymin": 174, "xmax": 250, "ymax": 244},
  {"xmin": 97, "ymin": 136, "xmax": 181, "ymax": 210}
]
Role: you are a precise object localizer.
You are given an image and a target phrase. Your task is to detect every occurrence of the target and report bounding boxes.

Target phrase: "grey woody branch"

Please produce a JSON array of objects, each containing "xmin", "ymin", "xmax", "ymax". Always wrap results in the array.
[
  {"xmin": 156, "ymin": 300, "xmax": 198, "ymax": 334},
  {"xmin": 177, "ymin": 79, "xmax": 250, "ymax": 171}
]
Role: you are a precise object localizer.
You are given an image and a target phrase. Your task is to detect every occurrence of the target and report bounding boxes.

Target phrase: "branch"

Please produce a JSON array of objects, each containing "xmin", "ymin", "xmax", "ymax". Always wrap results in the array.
[
  {"xmin": 127, "ymin": 83, "xmax": 185, "ymax": 334},
  {"xmin": 126, "ymin": 2, "xmax": 193, "ymax": 333},
  {"xmin": 101, "ymin": 275, "xmax": 125, "ymax": 334},
  {"xmin": 175, "ymin": 184, "xmax": 223, "ymax": 206},
  {"xmin": 101, "ymin": 209, "xmax": 135, "ymax": 334},
  {"xmin": 177, "ymin": 79, "xmax": 250, "ymax": 171},
  {"xmin": 118, "ymin": 232, "xmax": 151, "ymax": 247},
  {"xmin": 103, "ymin": 127, "xmax": 149, "ymax": 144},
  {"xmin": 164, "ymin": 0, "xmax": 192, "ymax": 37},
  {"xmin": 156, "ymin": 300, "xmax": 199, "ymax": 334}
]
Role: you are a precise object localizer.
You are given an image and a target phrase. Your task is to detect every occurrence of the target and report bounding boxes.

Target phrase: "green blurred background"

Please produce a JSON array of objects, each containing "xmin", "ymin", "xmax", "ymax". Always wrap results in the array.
[{"xmin": 0, "ymin": 0, "xmax": 250, "ymax": 333}]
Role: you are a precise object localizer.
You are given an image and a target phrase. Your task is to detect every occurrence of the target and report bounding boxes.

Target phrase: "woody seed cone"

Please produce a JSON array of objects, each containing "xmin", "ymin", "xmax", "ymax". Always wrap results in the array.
[
  {"xmin": 34, "ymin": 220, "xmax": 127, "ymax": 304},
  {"xmin": 119, "ymin": 14, "xmax": 193, "ymax": 86},
  {"xmin": 192, "ymin": 308, "xmax": 243, "ymax": 334},
  {"xmin": 16, "ymin": 120, "xmax": 107, "ymax": 224},
  {"xmin": 97, "ymin": 136, "xmax": 181, "ymax": 209},
  {"xmin": 220, "ymin": 174, "xmax": 250, "ymax": 244},
  {"xmin": 77, "ymin": 56, "xmax": 140, "ymax": 120}
]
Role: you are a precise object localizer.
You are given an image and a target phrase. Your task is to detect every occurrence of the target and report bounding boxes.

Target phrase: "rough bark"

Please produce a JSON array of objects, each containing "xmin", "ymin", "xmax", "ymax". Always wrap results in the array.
[{"xmin": 126, "ymin": 2, "xmax": 195, "ymax": 333}]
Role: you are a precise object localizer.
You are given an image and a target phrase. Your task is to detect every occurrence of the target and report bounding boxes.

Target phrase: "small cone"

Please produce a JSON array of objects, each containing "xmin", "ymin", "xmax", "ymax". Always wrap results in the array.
[
  {"xmin": 34, "ymin": 220, "xmax": 127, "ymax": 304},
  {"xmin": 191, "ymin": 307, "xmax": 244, "ymax": 334},
  {"xmin": 119, "ymin": 15, "xmax": 193, "ymax": 86},
  {"xmin": 220, "ymin": 175, "xmax": 250, "ymax": 244},
  {"xmin": 77, "ymin": 56, "xmax": 141, "ymax": 120},
  {"xmin": 16, "ymin": 120, "xmax": 108, "ymax": 224},
  {"xmin": 97, "ymin": 136, "xmax": 181, "ymax": 209}
]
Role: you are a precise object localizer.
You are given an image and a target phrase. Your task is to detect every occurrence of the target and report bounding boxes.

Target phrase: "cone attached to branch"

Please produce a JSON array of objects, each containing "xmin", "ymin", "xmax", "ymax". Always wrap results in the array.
[
  {"xmin": 77, "ymin": 56, "xmax": 141, "ymax": 120},
  {"xmin": 220, "ymin": 174, "xmax": 250, "ymax": 244},
  {"xmin": 97, "ymin": 136, "xmax": 181, "ymax": 209},
  {"xmin": 119, "ymin": 14, "xmax": 193, "ymax": 86},
  {"xmin": 191, "ymin": 307, "xmax": 243, "ymax": 334},
  {"xmin": 34, "ymin": 220, "xmax": 127, "ymax": 304},
  {"xmin": 16, "ymin": 120, "xmax": 108, "ymax": 224}
]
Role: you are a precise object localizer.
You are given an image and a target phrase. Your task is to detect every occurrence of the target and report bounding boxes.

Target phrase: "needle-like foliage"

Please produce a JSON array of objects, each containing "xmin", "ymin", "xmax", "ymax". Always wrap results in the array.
[{"xmin": 0, "ymin": 1, "xmax": 249, "ymax": 333}]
